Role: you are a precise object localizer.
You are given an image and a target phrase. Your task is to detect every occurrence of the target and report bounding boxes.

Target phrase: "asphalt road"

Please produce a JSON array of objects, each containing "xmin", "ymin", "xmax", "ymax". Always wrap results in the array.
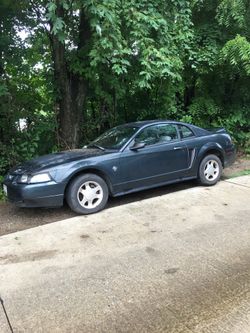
[{"xmin": 0, "ymin": 176, "xmax": 250, "ymax": 333}]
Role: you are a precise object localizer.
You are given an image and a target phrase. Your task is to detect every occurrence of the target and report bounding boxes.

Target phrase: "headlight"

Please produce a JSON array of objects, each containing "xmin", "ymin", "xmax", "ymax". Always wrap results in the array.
[
  {"xmin": 20, "ymin": 174, "xmax": 29, "ymax": 183},
  {"xmin": 29, "ymin": 173, "xmax": 51, "ymax": 183},
  {"xmin": 18, "ymin": 173, "xmax": 51, "ymax": 184}
]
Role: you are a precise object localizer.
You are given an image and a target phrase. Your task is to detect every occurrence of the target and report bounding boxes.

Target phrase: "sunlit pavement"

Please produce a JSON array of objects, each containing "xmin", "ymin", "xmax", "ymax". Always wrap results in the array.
[{"xmin": 0, "ymin": 176, "xmax": 250, "ymax": 333}]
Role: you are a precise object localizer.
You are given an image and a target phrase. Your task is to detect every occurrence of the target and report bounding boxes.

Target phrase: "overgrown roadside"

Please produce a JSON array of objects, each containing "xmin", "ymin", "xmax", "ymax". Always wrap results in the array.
[{"xmin": 222, "ymin": 155, "xmax": 250, "ymax": 179}]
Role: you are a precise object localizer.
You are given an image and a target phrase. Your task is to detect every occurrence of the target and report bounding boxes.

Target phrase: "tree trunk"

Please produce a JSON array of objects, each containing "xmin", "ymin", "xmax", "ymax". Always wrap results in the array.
[
  {"xmin": 49, "ymin": 3, "xmax": 90, "ymax": 149},
  {"xmin": 183, "ymin": 78, "xmax": 196, "ymax": 111}
]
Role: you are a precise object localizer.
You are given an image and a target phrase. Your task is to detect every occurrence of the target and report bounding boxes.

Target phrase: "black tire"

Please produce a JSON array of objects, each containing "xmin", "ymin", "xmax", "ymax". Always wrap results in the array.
[
  {"xmin": 66, "ymin": 173, "xmax": 109, "ymax": 214},
  {"xmin": 198, "ymin": 154, "xmax": 222, "ymax": 186}
]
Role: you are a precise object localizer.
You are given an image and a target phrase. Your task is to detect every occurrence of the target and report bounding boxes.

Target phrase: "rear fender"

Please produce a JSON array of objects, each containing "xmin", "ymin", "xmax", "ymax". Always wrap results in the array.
[{"xmin": 197, "ymin": 142, "xmax": 225, "ymax": 166}]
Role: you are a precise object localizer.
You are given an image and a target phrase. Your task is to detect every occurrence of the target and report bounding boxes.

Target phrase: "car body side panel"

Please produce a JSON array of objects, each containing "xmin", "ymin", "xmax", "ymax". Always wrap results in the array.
[{"xmin": 113, "ymin": 141, "xmax": 189, "ymax": 194}]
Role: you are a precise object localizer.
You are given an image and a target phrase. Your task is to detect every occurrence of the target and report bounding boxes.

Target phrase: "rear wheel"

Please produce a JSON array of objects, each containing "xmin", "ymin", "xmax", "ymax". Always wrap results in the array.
[
  {"xmin": 66, "ymin": 173, "xmax": 109, "ymax": 214},
  {"xmin": 198, "ymin": 154, "xmax": 222, "ymax": 186}
]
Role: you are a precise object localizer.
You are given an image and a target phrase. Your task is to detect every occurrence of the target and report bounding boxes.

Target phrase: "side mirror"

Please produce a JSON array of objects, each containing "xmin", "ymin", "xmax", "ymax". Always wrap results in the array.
[{"xmin": 130, "ymin": 142, "xmax": 146, "ymax": 151}]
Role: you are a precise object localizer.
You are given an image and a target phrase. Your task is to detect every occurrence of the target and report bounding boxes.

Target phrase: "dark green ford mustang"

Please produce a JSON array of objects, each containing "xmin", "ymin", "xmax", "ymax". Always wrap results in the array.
[{"xmin": 3, "ymin": 120, "xmax": 236, "ymax": 214}]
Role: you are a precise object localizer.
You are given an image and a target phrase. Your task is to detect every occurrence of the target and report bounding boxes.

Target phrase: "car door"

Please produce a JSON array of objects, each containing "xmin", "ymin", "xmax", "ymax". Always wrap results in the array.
[
  {"xmin": 118, "ymin": 123, "xmax": 189, "ymax": 192},
  {"xmin": 177, "ymin": 124, "xmax": 200, "ymax": 177}
]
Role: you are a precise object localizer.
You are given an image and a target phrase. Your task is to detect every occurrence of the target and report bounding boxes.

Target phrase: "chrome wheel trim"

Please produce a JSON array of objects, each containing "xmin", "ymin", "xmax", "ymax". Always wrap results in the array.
[
  {"xmin": 204, "ymin": 160, "xmax": 219, "ymax": 181},
  {"xmin": 77, "ymin": 181, "xmax": 103, "ymax": 209}
]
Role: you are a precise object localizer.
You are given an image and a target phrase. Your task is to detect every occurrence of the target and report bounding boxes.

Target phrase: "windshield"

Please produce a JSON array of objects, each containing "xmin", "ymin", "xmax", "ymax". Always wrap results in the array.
[{"xmin": 89, "ymin": 125, "xmax": 138, "ymax": 150}]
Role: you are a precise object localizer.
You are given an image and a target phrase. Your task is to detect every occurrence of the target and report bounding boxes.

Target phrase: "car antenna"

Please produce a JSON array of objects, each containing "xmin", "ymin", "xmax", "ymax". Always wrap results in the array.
[{"xmin": 0, "ymin": 295, "xmax": 14, "ymax": 333}]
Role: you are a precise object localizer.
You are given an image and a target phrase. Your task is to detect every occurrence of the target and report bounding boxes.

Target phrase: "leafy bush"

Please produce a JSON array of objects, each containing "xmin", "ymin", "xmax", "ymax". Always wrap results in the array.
[
  {"xmin": 0, "ymin": 176, "xmax": 6, "ymax": 201},
  {"xmin": 181, "ymin": 97, "xmax": 250, "ymax": 152},
  {"xmin": 182, "ymin": 97, "xmax": 222, "ymax": 127}
]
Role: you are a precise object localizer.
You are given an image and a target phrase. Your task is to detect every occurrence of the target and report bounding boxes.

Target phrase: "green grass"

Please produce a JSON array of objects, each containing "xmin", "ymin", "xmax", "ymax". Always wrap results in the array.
[{"xmin": 227, "ymin": 169, "xmax": 250, "ymax": 179}]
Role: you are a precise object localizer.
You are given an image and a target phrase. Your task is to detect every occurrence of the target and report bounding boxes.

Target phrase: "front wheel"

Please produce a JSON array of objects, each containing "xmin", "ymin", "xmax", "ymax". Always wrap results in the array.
[
  {"xmin": 66, "ymin": 173, "xmax": 109, "ymax": 214},
  {"xmin": 198, "ymin": 154, "xmax": 222, "ymax": 186}
]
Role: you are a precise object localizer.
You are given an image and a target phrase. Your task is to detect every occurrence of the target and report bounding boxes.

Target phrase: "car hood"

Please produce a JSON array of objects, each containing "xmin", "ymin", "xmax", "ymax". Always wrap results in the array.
[{"xmin": 10, "ymin": 149, "xmax": 111, "ymax": 174}]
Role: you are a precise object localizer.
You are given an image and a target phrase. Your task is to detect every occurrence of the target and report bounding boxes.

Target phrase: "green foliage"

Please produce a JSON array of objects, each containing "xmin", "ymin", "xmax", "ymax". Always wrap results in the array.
[
  {"xmin": 84, "ymin": 0, "xmax": 194, "ymax": 89},
  {"xmin": 220, "ymin": 107, "xmax": 250, "ymax": 149},
  {"xmin": 216, "ymin": 0, "xmax": 248, "ymax": 29},
  {"xmin": 227, "ymin": 169, "xmax": 250, "ymax": 179},
  {"xmin": 220, "ymin": 35, "xmax": 250, "ymax": 75},
  {"xmin": 0, "ymin": 176, "xmax": 6, "ymax": 201},
  {"xmin": 184, "ymin": 98, "xmax": 250, "ymax": 149},
  {"xmin": 183, "ymin": 97, "xmax": 222, "ymax": 126}
]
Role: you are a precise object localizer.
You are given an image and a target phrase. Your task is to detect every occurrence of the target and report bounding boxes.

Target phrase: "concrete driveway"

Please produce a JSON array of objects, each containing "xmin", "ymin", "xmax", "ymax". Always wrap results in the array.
[{"xmin": 0, "ymin": 176, "xmax": 250, "ymax": 333}]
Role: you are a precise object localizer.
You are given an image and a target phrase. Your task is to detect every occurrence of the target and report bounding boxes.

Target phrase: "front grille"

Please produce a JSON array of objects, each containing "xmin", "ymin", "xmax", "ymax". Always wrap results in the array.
[{"xmin": 7, "ymin": 186, "xmax": 23, "ymax": 202}]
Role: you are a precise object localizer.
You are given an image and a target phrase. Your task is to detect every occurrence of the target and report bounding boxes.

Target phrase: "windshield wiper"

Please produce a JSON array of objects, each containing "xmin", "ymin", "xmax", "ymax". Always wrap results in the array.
[{"xmin": 88, "ymin": 144, "xmax": 106, "ymax": 151}]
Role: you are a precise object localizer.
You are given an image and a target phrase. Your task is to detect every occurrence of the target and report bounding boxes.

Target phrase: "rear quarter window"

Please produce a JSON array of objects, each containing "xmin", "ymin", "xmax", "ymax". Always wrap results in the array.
[{"xmin": 179, "ymin": 125, "xmax": 195, "ymax": 139}]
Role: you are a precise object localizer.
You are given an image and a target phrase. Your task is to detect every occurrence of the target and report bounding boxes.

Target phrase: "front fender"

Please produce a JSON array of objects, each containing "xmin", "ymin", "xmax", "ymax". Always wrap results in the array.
[{"xmin": 57, "ymin": 159, "xmax": 119, "ymax": 196}]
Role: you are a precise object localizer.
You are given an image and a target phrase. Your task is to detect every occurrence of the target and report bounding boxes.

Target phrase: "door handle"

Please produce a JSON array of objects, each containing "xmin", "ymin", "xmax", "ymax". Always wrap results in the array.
[{"xmin": 173, "ymin": 146, "xmax": 183, "ymax": 150}]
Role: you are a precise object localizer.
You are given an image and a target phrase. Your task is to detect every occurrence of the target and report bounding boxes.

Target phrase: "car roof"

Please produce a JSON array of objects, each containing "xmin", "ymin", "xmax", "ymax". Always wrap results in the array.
[{"xmin": 123, "ymin": 120, "xmax": 189, "ymax": 128}]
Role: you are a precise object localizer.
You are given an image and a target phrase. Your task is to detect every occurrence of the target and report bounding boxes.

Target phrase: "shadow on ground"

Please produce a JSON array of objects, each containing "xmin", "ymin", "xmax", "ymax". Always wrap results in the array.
[{"xmin": 0, "ymin": 180, "xmax": 197, "ymax": 236}]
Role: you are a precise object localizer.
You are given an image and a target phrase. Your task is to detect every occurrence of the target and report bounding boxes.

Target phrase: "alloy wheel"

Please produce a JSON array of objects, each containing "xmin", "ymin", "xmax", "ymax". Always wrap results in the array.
[
  {"xmin": 77, "ymin": 181, "xmax": 103, "ymax": 209},
  {"xmin": 204, "ymin": 160, "xmax": 219, "ymax": 181}
]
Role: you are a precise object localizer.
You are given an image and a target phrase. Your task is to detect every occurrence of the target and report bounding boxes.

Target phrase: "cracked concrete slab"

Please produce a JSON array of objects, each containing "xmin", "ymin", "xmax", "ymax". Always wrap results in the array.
[
  {"xmin": 224, "ymin": 176, "xmax": 250, "ymax": 188},
  {"xmin": 0, "ymin": 176, "xmax": 250, "ymax": 333}
]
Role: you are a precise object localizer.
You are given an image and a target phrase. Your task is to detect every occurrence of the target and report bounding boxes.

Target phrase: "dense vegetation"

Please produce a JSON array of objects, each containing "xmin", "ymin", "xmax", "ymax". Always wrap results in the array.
[{"xmin": 0, "ymin": 0, "xmax": 250, "ymax": 177}]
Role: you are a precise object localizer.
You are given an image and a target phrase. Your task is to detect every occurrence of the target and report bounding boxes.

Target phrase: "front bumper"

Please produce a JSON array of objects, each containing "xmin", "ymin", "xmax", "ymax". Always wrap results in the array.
[{"xmin": 2, "ymin": 179, "xmax": 65, "ymax": 208}]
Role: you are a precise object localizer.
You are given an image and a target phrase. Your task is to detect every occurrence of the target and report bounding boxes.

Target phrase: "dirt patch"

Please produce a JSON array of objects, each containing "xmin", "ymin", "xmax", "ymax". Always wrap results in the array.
[
  {"xmin": 164, "ymin": 268, "xmax": 179, "ymax": 274},
  {"xmin": 0, "ymin": 204, "xmax": 76, "ymax": 237},
  {"xmin": 80, "ymin": 234, "xmax": 90, "ymax": 239},
  {"xmin": 222, "ymin": 156, "xmax": 250, "ymax": 178},
  {"xmin": 145, "ymin": 246, "xmax": 158, "ymax": 255}
]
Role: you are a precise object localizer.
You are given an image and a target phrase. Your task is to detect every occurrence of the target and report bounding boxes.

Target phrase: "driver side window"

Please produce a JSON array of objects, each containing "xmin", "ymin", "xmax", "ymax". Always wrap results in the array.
[
  {"xmin": 135, "ymin": 124, "xmax": 178, "ymax": 146},
  {"xmin": 135, "ymin": 125, "xmax": 159, "ymax": 146}
]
